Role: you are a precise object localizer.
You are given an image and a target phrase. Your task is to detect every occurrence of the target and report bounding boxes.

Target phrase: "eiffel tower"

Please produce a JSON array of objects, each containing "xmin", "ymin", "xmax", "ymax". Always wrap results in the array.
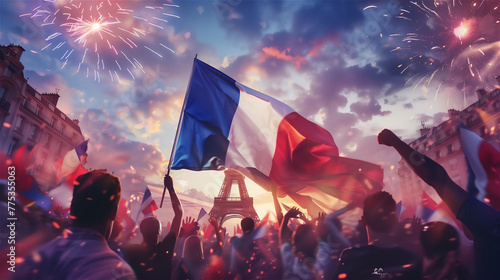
[{"xmin": 209, "ymin": 169, "xmax": 260, "ymax": 226}]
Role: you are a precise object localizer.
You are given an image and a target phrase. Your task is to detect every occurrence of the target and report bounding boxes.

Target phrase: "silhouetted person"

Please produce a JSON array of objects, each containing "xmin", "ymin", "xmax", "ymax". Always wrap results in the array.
[
  {"xmin": 280, "ymin": 207, "xmax": 331, "ymax": 280},
  {"xmin": 378, "ymin": 128, "xmax": 500, "ymax": 279},
  {"xmin": 230, "ymin": 217, "xmax": 259, "ymax": 279},
  {"xmin": 173, "ymin": 235, "xmax": 209, "ymax": 280},
  {"xmin": 13, "ymin": 171, "xmax": 136, "ymax": 279},
  {"xmin": 420, "ymin": 222, "xmax": 471, "ymax": 280},
  {"xmin": 336, "ymin": 191, "xmax": 422, "ymax": 279},
  {"xmin": 123, "ymin": 175, "xmax": 182, "ymax": 280}
]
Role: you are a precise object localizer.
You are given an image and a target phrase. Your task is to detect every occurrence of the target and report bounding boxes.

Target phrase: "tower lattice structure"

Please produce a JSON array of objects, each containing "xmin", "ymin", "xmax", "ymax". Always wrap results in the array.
[{"xmin": 209, "ymin": 169, "xmax": 260, "ymax": 226}]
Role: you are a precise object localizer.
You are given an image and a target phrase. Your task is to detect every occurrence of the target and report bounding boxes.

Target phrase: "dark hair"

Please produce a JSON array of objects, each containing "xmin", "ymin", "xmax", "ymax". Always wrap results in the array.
[
  {"xmin": 362, "ymin": 191, "xmax": 397, "ymax": 233},
  {"xmin": 70, "ymin": 171, "xmax": 121, "ymax": 227},
  {"xmin": 140, "ymin": 216, "xmax": 161, "ymax": 236},
  {"xmin": 292, "ymin": 224, "xmax": 318, "ymax": 258},
  {"xmin": 420, "ymin": 221, "xmax": 459, "ymax": 258},
  {"xmin": 241, "ymin": 217, "xmax": 255, "ymax": 233}
]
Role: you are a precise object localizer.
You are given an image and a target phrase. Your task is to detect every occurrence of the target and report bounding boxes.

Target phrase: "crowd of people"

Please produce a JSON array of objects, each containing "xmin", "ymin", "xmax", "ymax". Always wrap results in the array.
[{"xmin": 2, "ymin": 129, "xmax": 499, "ymax": 279}]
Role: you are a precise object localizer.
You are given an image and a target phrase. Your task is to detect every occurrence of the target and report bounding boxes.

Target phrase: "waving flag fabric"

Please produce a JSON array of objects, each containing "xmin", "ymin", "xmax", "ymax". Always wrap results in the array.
[
  {"xmin": 171, "ymin": 59, "xmax": 383, "ymax": 212},
  {"xmin": 459, "ymin": 122, "xmax": 500, "ymax": 210},
  {"xmin": 140, "ymin": 187, "xmax": 158, "ymax": 217},
  {"xmin": 55, "ymin": 140, "xmax": 88, "ymax": 184}
]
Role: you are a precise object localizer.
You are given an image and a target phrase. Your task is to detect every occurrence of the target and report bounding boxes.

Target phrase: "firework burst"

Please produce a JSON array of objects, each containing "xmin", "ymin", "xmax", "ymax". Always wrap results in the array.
[
  {"xmin": 387, "ymin": 0, "xmax": 500, "ymax": 91},
  {"xmin": 21, "ymin": 0, "xmax": 179, "ymax": 82}
]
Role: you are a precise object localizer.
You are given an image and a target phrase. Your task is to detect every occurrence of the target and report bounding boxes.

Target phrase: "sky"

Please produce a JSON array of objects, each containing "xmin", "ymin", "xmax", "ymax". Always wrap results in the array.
[{"xmin": 1, "ymin": 0, "xmax": 499, "ymax": 224}]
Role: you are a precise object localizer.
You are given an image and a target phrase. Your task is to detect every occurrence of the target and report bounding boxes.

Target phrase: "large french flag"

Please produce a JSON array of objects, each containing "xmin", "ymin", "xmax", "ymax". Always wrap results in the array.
[
  {"xmin": 459, "ymin": 122, "xmax": 500, "ymax": 210},
  {"xmin": 171, "ymin": 59, "xmax": 383, "ymax": 211}
]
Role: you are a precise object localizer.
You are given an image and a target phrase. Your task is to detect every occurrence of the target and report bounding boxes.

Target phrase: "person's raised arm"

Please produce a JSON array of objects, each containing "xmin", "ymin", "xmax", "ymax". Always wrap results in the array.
[
  {"xmin": 326, "ymin": 202, "xmax": 355, "ymax": 221},
  {"xmin": 279, "ymin": 207, "xmax": 301, "ymax": 246},
  {"xmin": 164, "ymin": 174, "xmax": 183, "ymax": 237},
  {"xmin": 209, "ymin": 216, "xmax": 224, "ymax": 254},
  {"xmin": 271, "ymin": 183, "xmax": 284, "ymax": 226},
  {"xmin": 378, "ymin": 129, "xmax": 469, "ymax": 215}
]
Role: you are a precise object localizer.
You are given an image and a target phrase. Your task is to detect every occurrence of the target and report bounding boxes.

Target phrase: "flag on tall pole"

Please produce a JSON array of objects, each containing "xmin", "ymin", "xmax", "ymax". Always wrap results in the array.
[
  {"xmin": 166, "ymin": 58, "xmax": 384, "ymax": 214},
  {"xmin": 458, "ymin": 122, "xmax": 500, "ymax": 210}
]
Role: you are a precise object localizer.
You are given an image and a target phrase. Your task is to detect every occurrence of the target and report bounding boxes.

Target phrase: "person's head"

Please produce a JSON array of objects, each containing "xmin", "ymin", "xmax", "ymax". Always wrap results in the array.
[
  {"xmin": 183, "ymin": 235, "xmax": 204, "ymax": 261},
  {"xmin": 70, "ymin": 171, "xmax": 121, "ymax": 238},
  {"xmin": 140, "ymin": 216, "xmax": 162, "ymax": 245},
  {"xmin": 362, "ymin": 191, "xmax": 397, "ymax": 233},
  {"xmin": 420, "ymin": 222, "xmax": 459, "ymax": 259},
  {"xmin": 292, "ymin": 224, "xmax": 318, "ymax": 258},
  {"xmin": 241, "ymin": 217, "xmax": 254, "ymax": 234},
  {"xmin": 332, "ymin": 217, "xmax": 342, "ymax": 231}
]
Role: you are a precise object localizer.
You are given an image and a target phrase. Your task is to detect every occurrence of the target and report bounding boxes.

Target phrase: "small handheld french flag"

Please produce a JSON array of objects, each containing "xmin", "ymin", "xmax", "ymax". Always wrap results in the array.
[
  {"xmin": 140, "ymin": 187, "xmax": 158, "ymax": 217},
  {"xmin": 54, "ymin": 140, "xmax": 88, "ymax": 184}
]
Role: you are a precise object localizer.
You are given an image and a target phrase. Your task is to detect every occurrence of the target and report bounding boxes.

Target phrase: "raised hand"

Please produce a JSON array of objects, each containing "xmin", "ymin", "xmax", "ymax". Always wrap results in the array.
[
  {"xmin": 181, "ymin": 216, "xmax": 198, "ymax": 236},
  {"xmin": 377, "ymin": 129, "xmax": 400, "ymax": 147},
  {"xmin": 285, "ymin": 206, "xmax": 302, "ymax": 218},
  {"xmin": 317, "ymin": 212, "xmax": 328, "ymax": 239},
  {"xmin": 164, "ymin": 174, "xmax": 174, "ymax": 192},
  {"xmin": 208, "ymin": 216, "xmax": 219, "ymax": 229}
]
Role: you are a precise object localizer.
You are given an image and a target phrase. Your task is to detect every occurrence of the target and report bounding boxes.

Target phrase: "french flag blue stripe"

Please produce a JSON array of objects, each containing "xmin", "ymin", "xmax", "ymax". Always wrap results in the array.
[{"xmin": 172, "ymin": 59, "xmax": 240, "ymax": 170}]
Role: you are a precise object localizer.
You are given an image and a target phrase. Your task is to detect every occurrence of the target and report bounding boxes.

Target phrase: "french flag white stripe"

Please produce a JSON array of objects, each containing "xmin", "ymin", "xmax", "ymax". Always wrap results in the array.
[{"xmin": 225, "ymin": 83, "xmax": 294, "ymax": 176}]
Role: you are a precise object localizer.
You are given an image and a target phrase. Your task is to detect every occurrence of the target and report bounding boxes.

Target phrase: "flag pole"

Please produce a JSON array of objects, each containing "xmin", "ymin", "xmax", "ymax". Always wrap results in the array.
[
  {"xmin": 135, "ymin": 189, "xmax": 145, "ymax": 223},
  {"xmin": 160, "ymin": 55, "xmax": 198, "ymax": 207}
]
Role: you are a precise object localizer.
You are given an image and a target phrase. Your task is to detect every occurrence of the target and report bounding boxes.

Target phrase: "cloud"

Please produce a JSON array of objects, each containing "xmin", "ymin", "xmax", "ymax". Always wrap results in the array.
[
  {"xmin": 292, "ymin": 0, "xmax": 364, "ymax": 41},
  {"xmin": 23, "ymin": 70, "xmax": 85, "ymax": 118},
  {"xmin": 211, "ymin": 0, "xmax": 283, "ymax": 41},
  {"xmin": 350, "ymin": 98, "xmax": 391, "ymax": 122},
  {"xmin": 79, "ymin": 109, "xmax": 168, "ymax": 194},
  {"xmin": 415, "ymin": 112, "xmax": 449, "ymax": 127},
  {"xmin": 259, "ymin": 46, "xmax": 307, "ymax": 70},
  {"xmin": 403, "ymin": 103, "xmax": 413, "ymax": 109}
]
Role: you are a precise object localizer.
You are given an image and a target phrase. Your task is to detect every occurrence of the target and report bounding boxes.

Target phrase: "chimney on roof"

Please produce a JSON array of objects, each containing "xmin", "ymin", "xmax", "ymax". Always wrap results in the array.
[
  {"xmin": 496, "ymin": 75, "xmax": 500, "ymax": 86},
  {"xmin": 73, "ymin": 119, "xmax": 79, "ymax": 125},
  {"xmin": 6, "ymin": 44, "xmax": 25, "ymax": 60},
  {"xmin": 448, "ymin": 109, "xmax": 460, "ymax": 120},
  {"xmin": 420, "ymin": 121, "xmax": 430, "ymax": 136},
  {"xmin": 41, "ymin": 93, "xmax": 60, "ymax": 106},
  {"xmin": 420, "ymin": 127, "xmax": 430, "ymax": 136},
  {"xmin": 476, "ymin": 88, "xmax": 488, "ymax": 100}
]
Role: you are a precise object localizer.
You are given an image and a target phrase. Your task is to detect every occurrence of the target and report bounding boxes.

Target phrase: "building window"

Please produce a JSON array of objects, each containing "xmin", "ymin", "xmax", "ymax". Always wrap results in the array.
[
  {"xmin": 44, "ymin": 134, "xmax": 51, "ymax": 148},
  {"xmin": 436, "ymin": 134, "xmax": 445, "ymax": 143},
  {"xmin": 34, "ymin": 106, "xmax": 42, "ymax": 116},
  {"xmin": 447, "ymin": 144, "xmax": 454, "ymax": 155},
  {"xmin": 60, "ymin": 125, "xmax": 66, "ymax": 134},
  {"xmin": 467, "ymin": 116, "xmax": 474, "ymax": 125},
  {"xmin": 29, "ymin": 125, "xmax": 39, "ymax": 140},
  {"xmin": 14, "ymin": 117, "xmax": 25, "ymax": 132},
  {"xmin": 3, "ymin": 67, "xmax": 13, "ymax": 77},
  {"xmin": 50, "ymin": 118, "xmax": 56, "ymax": 127},
  {"xmin": 435, "ymin": 150, "xmax": 441, "ymax": 159},
  {"xmin": 449, "ymin": 159, "xmax": 458, "ymax": 170},
  {"xmin": 7, "ymin": 138, "xmax": 19, "ymax": 156},
  {"xmin": 0, "ymin": 87, "xmax": 6, "ymax": 100},
  {"xmin": 493, "ymin": 100, "xmax": 500, "ymax": 111},
  {"xmin": 48, "ymin": 103, "xmax": 55, "ymax": 111},
  {"xmin": 60, "ymin": 113, "xmax": 66, "ymax": 120},
  {"xmin": 35, "ymin": 93, "xmax": 41, "ymax": 100}
]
